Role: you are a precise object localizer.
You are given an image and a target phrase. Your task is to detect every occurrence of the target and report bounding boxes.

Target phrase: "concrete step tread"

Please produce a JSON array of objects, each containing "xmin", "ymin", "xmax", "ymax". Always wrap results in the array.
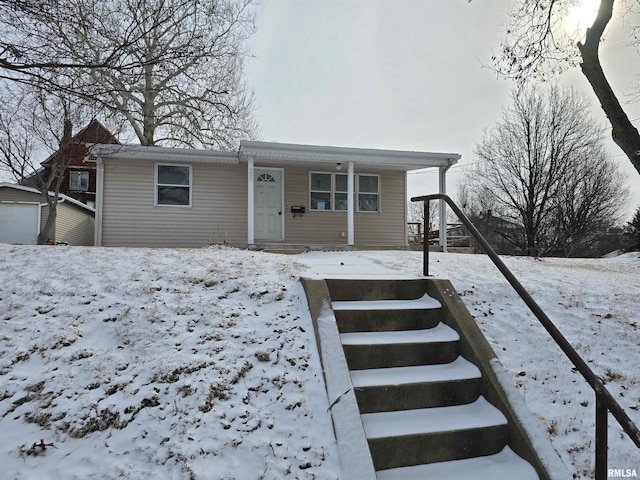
[
  {"xmin": 375, "ymin": 446, "xmax": 539, "ymax": 480},
  {"xmin": 340, "ymin": 322, "xmax": 459, "ymax": 346},
  {"xmin": 350, "ymin": 356, "xmax": 481, "ymax": 387},
  {"xmin": 361, "ymin": 396, "xmax": 507, "ymax": 439},
  {"xmin": 331, "ymin": 293, "xmax": 441, "ymax": 311}
]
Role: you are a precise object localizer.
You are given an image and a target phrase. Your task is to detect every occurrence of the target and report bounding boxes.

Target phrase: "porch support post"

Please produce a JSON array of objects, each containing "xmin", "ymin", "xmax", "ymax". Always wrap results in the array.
[
  {"xmin": 247, "ymin": 156, "xmax": 254, "ymax": 246},
  {"xmin": 438, "ymin": 164, "xmax": 451, "ymax": 252},
  {"xmin": 347, "ymin": 160, "xmax": 355, "ymax": 246}
]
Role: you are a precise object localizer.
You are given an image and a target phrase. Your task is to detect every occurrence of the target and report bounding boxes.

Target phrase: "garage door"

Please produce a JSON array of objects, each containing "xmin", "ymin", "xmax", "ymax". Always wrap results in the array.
[{"xmin": 0, "ymin": 203, "xmax": 40, "ymax": 245}]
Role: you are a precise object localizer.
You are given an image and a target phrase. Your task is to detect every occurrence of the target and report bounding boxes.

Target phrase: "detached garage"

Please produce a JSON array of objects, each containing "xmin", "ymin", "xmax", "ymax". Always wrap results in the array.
[
  {"xmin": 0, "ymin": 202, "xmax": 40, "ymax": 244},
  {"xmin": 0, "ymin": 184, "xmax": 95, "ymax": 245}
]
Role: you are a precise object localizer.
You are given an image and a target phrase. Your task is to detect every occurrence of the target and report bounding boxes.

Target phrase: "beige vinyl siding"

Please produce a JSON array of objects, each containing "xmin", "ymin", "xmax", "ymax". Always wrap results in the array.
[
  {"xmin": 282, "ymin": 166, "xmax": 407, "ymax": 246},
  {"xmin": 32, "ymin": 202, "xmax": 94, "ymax": 245},
  {"xmin": 102, "ymin": 159, "xmax": 247, "ymax": 248},
  {"xmin": 55, "ymin": 202, "xmax": 94, "ymax": 245},
  {"xmin": 355, "ymin": 170, "xmax": 406, "ymax": 246},
  {"xmin": 0, "ymin": 188, "xmax": 42, "ymax": 203}
]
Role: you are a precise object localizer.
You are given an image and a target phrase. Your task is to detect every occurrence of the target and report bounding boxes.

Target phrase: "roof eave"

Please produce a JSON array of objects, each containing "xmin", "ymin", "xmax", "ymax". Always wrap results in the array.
[
  {"xmin": 239, "ymin": 140, "xmax": 460, "ymax": 169},
  {"xmin": 92, "ymin": 144, "xmax": 239, "ymax": 164}
]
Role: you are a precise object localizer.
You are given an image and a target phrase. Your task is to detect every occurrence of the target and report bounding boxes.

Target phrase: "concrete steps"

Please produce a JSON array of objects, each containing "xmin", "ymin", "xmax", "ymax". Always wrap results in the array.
[
  {"xmin": 326, "ymin": 278, "xmax": 541, "ymax": 478},
  {"xmin": 376, "ymin": 446, "xmax": 539, "ymax": 480},
  {"xmin": 350, "ymin": 356, "xmax": 482, "ymax": 412}
]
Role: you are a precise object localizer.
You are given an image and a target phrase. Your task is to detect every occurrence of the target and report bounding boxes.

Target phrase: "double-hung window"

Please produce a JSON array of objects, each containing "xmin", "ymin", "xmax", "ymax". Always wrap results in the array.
[
  {"xmin": 357, "ymin": 174, "xmax": 379, "ymax": 212},
  {"xmin": 334, "ymin": 174, "xmax": 348, "ymax": 211},
  {"xmin": 309, "ymin": 172, "xmax": 380, "ymax": 212},
  {"xmin": 310, "ymin": 172, "xmax": 332, "ymax": 211},
  {"xmin": 69, "ymin": 171, "xmax": 89, "ymax": 191},
  {"xmin": 156, "ymin": 164, "xmax": 192, "ymax": 207}
]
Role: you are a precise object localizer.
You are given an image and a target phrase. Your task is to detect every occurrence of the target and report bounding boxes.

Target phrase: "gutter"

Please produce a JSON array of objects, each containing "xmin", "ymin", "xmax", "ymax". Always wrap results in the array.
[
  {"xmin": 95, "ymin": 157, "xmax": 104, "ymax": 246},
  {"xmin": 84, "ymin": 154, "xmax": 104, "ymax": 246}
]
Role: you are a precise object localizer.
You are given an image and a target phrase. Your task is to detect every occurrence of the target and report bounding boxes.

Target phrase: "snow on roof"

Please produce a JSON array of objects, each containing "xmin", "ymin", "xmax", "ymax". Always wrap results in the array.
[{"xmin": 0, "ymin": 183, "xmax": 95, "ymax": 213}]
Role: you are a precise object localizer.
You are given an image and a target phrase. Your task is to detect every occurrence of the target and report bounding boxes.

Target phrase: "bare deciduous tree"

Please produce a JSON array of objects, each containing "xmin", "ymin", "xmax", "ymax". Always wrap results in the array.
[
  {"xmin": 492, "ymin": 0, "xmax": 640, "ymax": 175},
  {"xmin": 67, "ymin": 0, "xmax": 258, "ymax": 149},
  {"xmin": 0, "ymin": 88, "xmax": 117, "ymax": 243},
  {"xmin": 466, "ymin": 85, "xmax": 628, "ymax": 257},
  {"xmin": 0, "ymin": 97, "xmax": 72, "ymax": 243},
  {"xmin": 0, "ymin": 1, "xmax": 147, "ymax": 94},
  {"xmin": 1, "ymin": 0, "xmax": 258, "ymax": 149},
  {"xmin": 550, "ymin": 153, "xmax": 628, "ymax": 256}
]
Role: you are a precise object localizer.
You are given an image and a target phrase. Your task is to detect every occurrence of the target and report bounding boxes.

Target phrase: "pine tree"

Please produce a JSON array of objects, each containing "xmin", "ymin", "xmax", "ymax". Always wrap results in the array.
[{"xmin": 624, "ymin": 208, "xmax": 640, "ymax": 250}]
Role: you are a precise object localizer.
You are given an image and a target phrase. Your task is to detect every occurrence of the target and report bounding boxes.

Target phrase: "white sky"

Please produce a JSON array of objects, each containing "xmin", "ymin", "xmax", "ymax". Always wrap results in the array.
[
  {"xmin": 2, "ymin": 1, "xmax": 637, "ymax": 218},
  {"xmin": 245, "ymin": 0, "xmax": 640, "ymax": 217}
]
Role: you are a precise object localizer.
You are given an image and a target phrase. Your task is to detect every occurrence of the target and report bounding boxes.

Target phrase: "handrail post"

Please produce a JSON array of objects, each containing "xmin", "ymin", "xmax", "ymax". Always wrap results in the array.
[
  {"xmin": 423, "ymin": 200, "xmax": 429, "ymax": 276},
  {"xmin": 595, "ymin": 395, "xmax": 608, "ymax": 480}
]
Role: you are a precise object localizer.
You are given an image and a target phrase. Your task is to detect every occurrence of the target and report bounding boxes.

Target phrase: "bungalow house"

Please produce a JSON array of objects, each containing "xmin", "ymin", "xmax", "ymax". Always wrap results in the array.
[
  {"xmin": 0, "ymin": 183, "xmax": 95, "ymax": 245},
  {"xmin": 91, "ymin": 141, "xmax": 460, "ymax": 249}
]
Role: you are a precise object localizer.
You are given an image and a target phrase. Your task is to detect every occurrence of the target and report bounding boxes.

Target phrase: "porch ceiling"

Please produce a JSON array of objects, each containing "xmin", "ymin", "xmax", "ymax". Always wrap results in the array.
[{"xmin": 239, "ymin": 141, "xmax": 460, "ymax": 171}]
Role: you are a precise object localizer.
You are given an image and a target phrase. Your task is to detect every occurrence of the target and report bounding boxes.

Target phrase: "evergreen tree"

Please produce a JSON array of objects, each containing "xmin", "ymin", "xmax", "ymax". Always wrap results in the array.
[{"xmin": 624, "ymin": 208, "xmax": 640, "ymax": 250}]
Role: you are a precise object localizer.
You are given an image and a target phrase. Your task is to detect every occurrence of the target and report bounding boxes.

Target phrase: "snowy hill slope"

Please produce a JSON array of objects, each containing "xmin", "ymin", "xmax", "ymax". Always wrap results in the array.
[
  {"xmin": 1, "ymin": 245, "xmax": 638, "ymax": 479},
  {"xmin": 0, "ymin": 246, "xmax": 341, "ymax": 480}
]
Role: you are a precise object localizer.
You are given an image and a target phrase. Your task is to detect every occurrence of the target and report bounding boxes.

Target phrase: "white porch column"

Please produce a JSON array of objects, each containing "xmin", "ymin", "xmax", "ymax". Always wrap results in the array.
[
  {"xmin": 347, "ymin": 160, "xmax": 354, "ymax": 245},
  {"xmin": 247, "ymin": 156, "xmax": 254, "ymax": 245},
  {"xmin": 438, "ymin": 164, "xmax": 451, "ymax": 252}
]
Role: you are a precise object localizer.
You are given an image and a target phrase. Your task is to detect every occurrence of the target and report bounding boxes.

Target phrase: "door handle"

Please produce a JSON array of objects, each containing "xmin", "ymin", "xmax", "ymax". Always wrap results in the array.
[{"xmin": 278, "ymin": 206, "xmax": 282, "ymax": 215}]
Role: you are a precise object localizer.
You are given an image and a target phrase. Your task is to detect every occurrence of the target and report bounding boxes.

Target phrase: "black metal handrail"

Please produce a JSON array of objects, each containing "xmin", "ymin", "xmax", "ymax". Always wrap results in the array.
[{"xmin": 411, "ymin": 193, "xmax": 640, "ymax": 480}]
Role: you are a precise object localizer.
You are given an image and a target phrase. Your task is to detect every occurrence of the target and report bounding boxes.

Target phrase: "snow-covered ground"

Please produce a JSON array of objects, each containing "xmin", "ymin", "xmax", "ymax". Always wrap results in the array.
[{"xmin": 0, "ymin": 245, "xmax": 638, "ymax": 479}]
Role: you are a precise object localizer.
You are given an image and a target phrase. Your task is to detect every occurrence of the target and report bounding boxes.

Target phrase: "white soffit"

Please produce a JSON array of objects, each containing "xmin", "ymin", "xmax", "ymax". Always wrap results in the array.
[
  {"xmin": 239, "ymin": 141, "xmax": 460, "ymax": 170},
  {"xmin": 92, "ymin": 145, "xmax": 239, "ymax": 164}
]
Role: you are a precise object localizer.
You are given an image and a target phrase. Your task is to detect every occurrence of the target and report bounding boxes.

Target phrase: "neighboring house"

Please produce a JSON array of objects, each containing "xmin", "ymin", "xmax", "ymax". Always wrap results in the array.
[
  {"xmin": 0, "ymin": 184, "xmax": 95, "ymax": 245},
  {"xmin": 92, "ymin": 141, "xmax": 460, "ymax": 249},
  {"xmin": 21, "ymin": 120, "xmax": 119, "ymax": 207}
]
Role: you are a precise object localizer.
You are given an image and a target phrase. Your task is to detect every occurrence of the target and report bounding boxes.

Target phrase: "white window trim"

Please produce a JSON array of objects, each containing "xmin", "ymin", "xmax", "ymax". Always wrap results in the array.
[
  {"xmin": 155, "ymin": 163, "xmax": 193, "ymax": 208},
  {"xmin": 309, "ymin": 172, "xmax": 380, "ymax": 213},
  {"xmin": 356, "ymin": 173, "xmax": 380, "ymax": 213},
  {"xmin": 309, "ymin": 171, "xmax": 333, "ymax": 212},
  {"xmin": 69, "ymin": 170, "xmax": 89, "ymax": 192}
]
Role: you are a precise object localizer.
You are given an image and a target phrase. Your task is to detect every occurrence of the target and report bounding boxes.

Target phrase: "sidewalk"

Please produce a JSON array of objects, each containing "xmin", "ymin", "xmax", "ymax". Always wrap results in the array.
[{"xmin": 294, "ymin": 251, "xmax": 422, "ymax": 279}]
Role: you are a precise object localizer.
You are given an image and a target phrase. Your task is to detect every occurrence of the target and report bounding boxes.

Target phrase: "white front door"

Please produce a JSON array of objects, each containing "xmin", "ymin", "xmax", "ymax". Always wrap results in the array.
[{"xmin": 254, "ymin": 168, "xmax": 283, "ymax": 241}]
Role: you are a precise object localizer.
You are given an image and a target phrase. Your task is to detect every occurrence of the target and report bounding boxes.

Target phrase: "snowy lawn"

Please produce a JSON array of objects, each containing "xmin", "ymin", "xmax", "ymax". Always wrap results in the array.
[
  {"xmin": 0, "ymin": 245, "xmax": 341, "ymax": 480},
  {"xmin": 0, "ymin": 245, "xmax": 638, "ymax": 479}
]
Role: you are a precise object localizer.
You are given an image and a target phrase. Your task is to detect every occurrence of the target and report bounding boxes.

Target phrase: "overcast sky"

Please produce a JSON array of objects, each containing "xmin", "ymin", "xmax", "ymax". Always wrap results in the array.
[{"xmin": 245, "ymin": 0, "xmax": 640, "ymax": 217}]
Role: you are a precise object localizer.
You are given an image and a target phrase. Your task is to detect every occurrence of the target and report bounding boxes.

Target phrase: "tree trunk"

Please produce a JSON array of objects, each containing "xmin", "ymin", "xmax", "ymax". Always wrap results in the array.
[
  {"xmin": 578, "ymin": 0, "xmax": 640, "ymax": 175},
  {"xmin": 37, "ymin": 198, "xmax": 57, "ymax": 245},
  {"xmin": 37, "ymin": 115, "xmax": 71, "ymax": 244}
]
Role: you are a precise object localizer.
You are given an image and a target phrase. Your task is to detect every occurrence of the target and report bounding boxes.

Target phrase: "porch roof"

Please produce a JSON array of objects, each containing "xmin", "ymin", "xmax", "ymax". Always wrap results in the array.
[
  {"xmin": 92, "ymin": 141, "xmax": 460, "ymax": 171},
  {"xmin": 239, "ymin": 141, "xmax": 460, "ymax": 171}
]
